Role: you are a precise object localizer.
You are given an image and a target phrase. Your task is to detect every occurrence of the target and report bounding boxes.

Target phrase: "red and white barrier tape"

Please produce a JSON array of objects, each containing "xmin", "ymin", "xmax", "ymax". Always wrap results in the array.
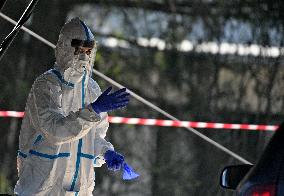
[
  {"xmin": 0, "ymin": 111, "xmax": 25, "ymax": 118},
  {"xmin": 108, "ymin": 116, "xmax": 278, "ymax": 131},
  {"xmin": 0, "ymin": 111, "xmax": 278, "ymax": 131}
]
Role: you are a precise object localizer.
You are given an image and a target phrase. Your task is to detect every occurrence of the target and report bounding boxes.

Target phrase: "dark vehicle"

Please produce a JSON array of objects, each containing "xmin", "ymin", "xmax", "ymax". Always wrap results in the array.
[{"xmin": 220, "ymin": 122, "xmax": 284, "ymax": 196}]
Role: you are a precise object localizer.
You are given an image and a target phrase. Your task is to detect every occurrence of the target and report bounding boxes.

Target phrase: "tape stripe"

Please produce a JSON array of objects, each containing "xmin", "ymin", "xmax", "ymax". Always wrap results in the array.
[
  {"xmin": 107, "ymin": 116, "xmax": 278, "ymax": 131},
  {"xmin": 70, "ymin": 139, "xmax": 82, "ymax": 191},
  {"xmin": 80, "ymin": 21, "xmax": 91, "ymax": 41},
  {"xmin": 51, "ymin": 69, "xmax": 74, "ymax": 87},
  {"xmin": 29, "ymin": 150, "xmax": 70, "ymax": 159},
  {"xmin": 0, "ymin": 111, "xmax": 278, "ymax": 131}
]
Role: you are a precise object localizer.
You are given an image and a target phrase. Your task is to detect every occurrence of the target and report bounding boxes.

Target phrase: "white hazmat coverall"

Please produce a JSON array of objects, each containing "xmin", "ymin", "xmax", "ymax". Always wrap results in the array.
[{"xmin": 14, "ymin": 17, "xmax": 114, "ymax": 196}]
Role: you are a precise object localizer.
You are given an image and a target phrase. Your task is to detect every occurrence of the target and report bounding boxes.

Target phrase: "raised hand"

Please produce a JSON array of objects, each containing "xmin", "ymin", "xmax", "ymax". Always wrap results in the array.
[{"xmin": 91, "ymin": 87, "xmax": 130, "ymax": 114}]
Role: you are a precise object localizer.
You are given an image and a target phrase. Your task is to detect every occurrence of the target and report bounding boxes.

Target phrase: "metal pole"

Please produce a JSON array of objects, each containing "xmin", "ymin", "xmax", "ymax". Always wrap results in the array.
[{"xmin": 0, "ymin": 0, "xmax": 39, "ymax": 61}]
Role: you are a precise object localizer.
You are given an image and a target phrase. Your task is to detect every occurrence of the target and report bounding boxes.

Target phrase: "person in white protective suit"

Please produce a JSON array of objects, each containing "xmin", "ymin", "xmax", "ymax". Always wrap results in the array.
[{"xmin": 14, "ymin": 17, "xmax": 130, "ymax": 196}]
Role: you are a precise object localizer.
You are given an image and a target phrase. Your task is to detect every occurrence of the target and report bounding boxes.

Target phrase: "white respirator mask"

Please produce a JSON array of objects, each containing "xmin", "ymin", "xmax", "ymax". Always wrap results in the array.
[{"xmin": 64, "ymin": 53, "xmax": 90, "ymax": 84}]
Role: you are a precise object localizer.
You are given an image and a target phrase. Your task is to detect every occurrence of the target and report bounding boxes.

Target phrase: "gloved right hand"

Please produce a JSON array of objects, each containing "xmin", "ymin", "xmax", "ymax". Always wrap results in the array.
[
  {"xmin": 104, "ymin": 150, "xmax": 125, "ymax": 171},
  {"xmin": 91, "ymin": 87, "xmax": 130, "ymax": 114},
  {"xmin": 104, "ymin": 150, "xmax": 140, "ymax": 180}
]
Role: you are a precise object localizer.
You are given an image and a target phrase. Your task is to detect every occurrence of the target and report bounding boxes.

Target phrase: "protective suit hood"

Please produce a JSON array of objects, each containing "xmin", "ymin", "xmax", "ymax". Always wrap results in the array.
[{"xmin": 54, "ymin": 17, "xmax": 96, "ymax": 84}]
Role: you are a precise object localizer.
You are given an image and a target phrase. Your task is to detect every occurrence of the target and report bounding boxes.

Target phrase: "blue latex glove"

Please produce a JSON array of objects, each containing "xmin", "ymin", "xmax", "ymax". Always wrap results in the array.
[
  {"xmin": 122, "ymin": 162, "xmax": 140, "ymax": 180},
  {"xmin": 91, "ymin": 87, "xmax": 130, "ymax": 114},
  {"xmin": 104, "ymin": 150, "xmax": 125, "ymax": 171},
  {"xmin": 104, "ymin": 150, "xmax": 140, "ymax": 180}
]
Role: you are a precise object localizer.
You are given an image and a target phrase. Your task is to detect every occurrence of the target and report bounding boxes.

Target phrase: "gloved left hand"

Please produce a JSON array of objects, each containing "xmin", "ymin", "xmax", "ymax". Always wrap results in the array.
[
  {"xmin": 104, "ymin": 150, "xmax": 125, "ymax": 171},
  {"xmin": 91, "ymin": 87, "xmax": 130, "ymax": 114}
]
